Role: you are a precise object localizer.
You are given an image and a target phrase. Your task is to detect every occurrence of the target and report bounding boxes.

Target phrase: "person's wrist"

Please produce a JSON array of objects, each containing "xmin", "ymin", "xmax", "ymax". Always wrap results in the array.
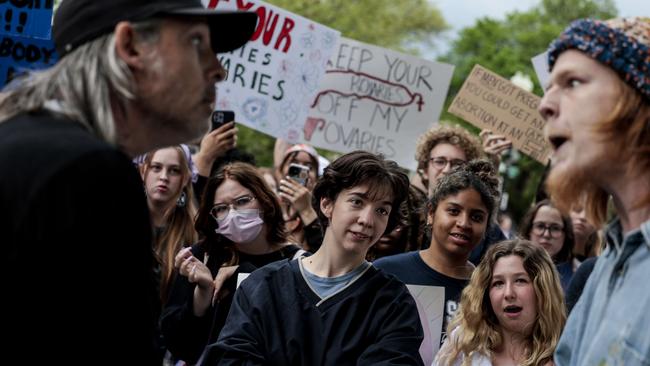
[
  {"xmin": 194, "ymin": 151, "xmax": 216, "ymax": 176},
  {"xmin": 197, "ymin": 278, "xmax": 215, "ymax": 291},
  {"xmin": 299, "ymin": 207, "xmax": 318, "ymax": 226}
]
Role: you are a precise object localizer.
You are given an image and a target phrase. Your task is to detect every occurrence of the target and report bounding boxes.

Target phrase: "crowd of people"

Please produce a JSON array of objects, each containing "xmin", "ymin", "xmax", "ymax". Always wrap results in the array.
[{"xmin": 1, "ymin": 0, "xmax": 648, "ymax": 365}]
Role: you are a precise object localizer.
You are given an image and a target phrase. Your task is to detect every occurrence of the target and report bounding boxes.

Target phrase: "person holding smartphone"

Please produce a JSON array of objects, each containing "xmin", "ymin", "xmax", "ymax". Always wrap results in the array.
[
  {"xmin": 276, "ymin": 143, "xmax": 324, "ymax": 252},
  {"xmin": 194, "ymin": 111, "xmax": 238, "ymax": 177},
  {"xmin": 203, "ymin": 151, "xmax": 424, "ymax": 365},
  {"xmin": 189, "ymin": 110, "xmax": 258, "ymax": 210}
]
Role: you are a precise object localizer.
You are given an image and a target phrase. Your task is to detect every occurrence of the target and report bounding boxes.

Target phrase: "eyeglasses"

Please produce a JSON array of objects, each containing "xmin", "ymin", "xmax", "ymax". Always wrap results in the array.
[
  {"xmin": 210, "ymin": 195, "xmax": 256, "ymax": 220},
  {"xmin": 531, "ymin": 222, "xmax": 564, "ymax": 238},
  {"xmin": 428, "ymin": 157, "xmax": 466, "ymax": 170}
]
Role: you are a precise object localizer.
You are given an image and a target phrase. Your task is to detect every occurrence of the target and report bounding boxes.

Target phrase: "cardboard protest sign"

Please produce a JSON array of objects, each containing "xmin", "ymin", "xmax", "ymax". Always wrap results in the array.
[
  {"xmin": 0, "ymin": 33, "xmax": 56, "ymax": 88},
  {"xmin": 406, "ymin": 284, "xmax": 445, "ymax": 364},
  {"xmin": 304, "ymin": 37, "xmax": 454, "ymax": 170},
  {"xmin": 0, "ymin": 0, "xmax": 54, "ymax": 39},
  {"xmin": 532, "ymin": 52, "xmax": 550, "ymax": 91},
  {"xmin": 448, "ymin": 64, "xmax": 551, "ymax": 164},
  {"xmin": 203, "ymin": 0, "xmax": 340, "ymax": 142}
]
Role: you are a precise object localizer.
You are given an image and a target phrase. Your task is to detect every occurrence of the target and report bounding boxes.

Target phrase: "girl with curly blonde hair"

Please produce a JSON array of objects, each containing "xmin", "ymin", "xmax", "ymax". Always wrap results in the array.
[{"xmin": 435, "ymin": 239, "xmax": 566, "ymax": 366}]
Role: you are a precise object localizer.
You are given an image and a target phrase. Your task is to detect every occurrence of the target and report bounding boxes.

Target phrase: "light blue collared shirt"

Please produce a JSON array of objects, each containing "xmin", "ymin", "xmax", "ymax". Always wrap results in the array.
[{"xmin": 554, "ymin": 218, "xmax": 650, "ymax": 365}]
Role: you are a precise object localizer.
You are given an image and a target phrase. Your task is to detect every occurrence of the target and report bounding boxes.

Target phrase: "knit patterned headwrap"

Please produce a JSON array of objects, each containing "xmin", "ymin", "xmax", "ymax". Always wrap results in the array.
[{"xmin": 547, "ymin": 17, "xmax": 650, "ymax": 100}]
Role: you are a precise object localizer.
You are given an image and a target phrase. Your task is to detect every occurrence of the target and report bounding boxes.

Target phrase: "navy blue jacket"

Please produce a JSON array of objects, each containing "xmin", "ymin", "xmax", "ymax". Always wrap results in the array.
[{"xmin": 202, "ymin": 259, "xmax": 424, "ymax": 365}]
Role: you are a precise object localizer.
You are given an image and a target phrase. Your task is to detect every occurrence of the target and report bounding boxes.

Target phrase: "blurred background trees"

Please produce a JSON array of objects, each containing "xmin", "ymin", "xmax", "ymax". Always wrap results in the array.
[
  {"xmin": 54, "ymin": 0, "xmax": 617, "ymax": 222},
  {"xmin": 238, "ymin": 0, "xmax": 617, "ymax": 221},
  {"xmin": 438, "ymin": 0, "xmax": 616, "ymax": 221}
]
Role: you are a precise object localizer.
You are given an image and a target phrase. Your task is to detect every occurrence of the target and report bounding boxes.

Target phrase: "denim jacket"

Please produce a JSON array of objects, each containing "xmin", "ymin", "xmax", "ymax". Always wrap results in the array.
[{"xmin": 555, "ymin": 218, "xmax": 650, "ymax": 365}]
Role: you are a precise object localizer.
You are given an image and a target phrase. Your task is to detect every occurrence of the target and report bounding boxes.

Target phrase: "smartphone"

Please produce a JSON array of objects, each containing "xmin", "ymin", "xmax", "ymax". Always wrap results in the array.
[
  {"xmin": 288, "ymin": 163, "xmax": 310, "ymax": 186},
  {"xmin": 211, "ymin": 110, "xmax": 235, "ymax": 131}
]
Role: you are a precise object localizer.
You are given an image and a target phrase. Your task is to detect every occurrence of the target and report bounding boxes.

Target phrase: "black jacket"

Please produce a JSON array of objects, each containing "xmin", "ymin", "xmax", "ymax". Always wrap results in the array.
[
  {"xmin": 0, "ymin": 112, "xmax": 159, "ymax": 364},
  {"xmin": 161, "ymin": 243, "xmax": 301, "ymax": 363},
  {"xmin": 202, "ymin": 259, "xmax": 424, "ymax": 366}
]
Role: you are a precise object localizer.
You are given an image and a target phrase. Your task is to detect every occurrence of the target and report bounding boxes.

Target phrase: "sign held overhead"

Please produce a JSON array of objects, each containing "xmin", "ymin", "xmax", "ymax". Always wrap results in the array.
[{"xmin": 448, "ymin": 64, "xmax": 551, "ymax": 164}]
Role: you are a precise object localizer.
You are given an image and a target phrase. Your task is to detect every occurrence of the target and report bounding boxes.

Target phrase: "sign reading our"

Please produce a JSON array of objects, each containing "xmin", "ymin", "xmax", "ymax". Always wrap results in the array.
[
  {"xmin": 0, "ymin": 0, "xmax": 54, "ymax": 40},
  {"xmin": 0, "ymin": 34, "xmax": 56, "ymax": 88},
  {"xmin": 203, "ymin": 0, "xmax": 340, "ymax": 142},
  {"xmin": 448, "ymin": 64, "xmax": 551, "ymax": 164},
  {"xmin": 304, "ymin": 37, "xmax": 454, "ymax": 170}
]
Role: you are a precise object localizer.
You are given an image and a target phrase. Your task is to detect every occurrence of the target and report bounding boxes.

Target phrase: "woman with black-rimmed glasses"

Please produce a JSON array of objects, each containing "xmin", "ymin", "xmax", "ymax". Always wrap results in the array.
[
  {"xmin": 519, "ymin": 199, "xmax": 575, "ymax": 293},
  {"xmin": 160, "ymin": 162, "xmax": 302, "ymax": 365}
]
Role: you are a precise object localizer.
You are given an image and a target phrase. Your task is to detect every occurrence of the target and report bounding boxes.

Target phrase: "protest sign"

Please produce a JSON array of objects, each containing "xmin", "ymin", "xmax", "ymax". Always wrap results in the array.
[
  {"xmin": 406, "ymin": 284, "xmax": 445, "ymax": 364},
  {"xmin": 532, "ymin": 52, "xmax": 550, "ymax": 91},
  {"xmin": 304, "ymin": 37, "xmax": 454, "ymax": 170},
  {"xmin": 0, "ymin": 0, "xmax": 54, "ymax": 39},
  {"xmin": 0, "ymin": 33, "xmax": 56, "ymax": 88},
  {"xmin": 203, "ymin": 0, "xmax": 340, "ymax": 142},
  {"xmin": 448, "ymin": 64, "xmax": 551, "ymax": 164}
]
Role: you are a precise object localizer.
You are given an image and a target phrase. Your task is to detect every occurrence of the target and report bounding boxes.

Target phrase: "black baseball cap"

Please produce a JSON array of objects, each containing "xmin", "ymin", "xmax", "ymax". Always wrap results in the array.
[{"xmin": 53, "ymin": 0, "xmax": 258, "ymax": 57}]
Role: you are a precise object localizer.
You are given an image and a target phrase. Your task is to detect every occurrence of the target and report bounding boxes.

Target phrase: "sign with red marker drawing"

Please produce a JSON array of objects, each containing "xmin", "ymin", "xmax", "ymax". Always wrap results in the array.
[
  {"xmin": 304, "ymin": 37, "xmax": 454, "ymax": 170},
  {"xmin": 203, "ymin": 0, "xmax": 339, "ymax": 143},
  {"xmin": 448, "ymin": 64, "xmax": 551, "ymax": 164}
]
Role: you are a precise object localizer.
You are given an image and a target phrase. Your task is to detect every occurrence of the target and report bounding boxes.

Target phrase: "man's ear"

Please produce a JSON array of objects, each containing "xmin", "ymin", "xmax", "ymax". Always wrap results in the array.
[
  {"xmin": 114, "ymin": 21, "xmax": 149, "ymax": 71},
  {"xmin": 320, "ymin": 197, "xmax": 333, "ymax": 219}
]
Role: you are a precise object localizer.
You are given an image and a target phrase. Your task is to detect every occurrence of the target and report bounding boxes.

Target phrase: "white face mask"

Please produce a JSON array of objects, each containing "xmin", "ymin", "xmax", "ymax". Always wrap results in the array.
[{"xmin": 214, "ymin": 209, "xmax": 264, "ymax": 243}]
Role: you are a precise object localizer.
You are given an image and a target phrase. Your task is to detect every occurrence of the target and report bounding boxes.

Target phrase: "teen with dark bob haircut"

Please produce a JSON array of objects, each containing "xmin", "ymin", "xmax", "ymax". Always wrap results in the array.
[{"xmin": 202, "ymin": 150, "xmax": 425, "ymax": 365}]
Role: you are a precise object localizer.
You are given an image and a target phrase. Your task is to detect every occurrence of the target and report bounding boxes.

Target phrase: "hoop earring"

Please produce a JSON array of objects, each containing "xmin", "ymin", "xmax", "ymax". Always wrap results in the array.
[{"xmin": 177, "ymin": 191, "xmax": 187, "ymax": 208}]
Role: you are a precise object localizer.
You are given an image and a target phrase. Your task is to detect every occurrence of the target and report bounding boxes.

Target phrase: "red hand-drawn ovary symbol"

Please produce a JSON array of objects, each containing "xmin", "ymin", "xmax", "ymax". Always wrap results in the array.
[
  {"xmin": 303, "ymin": 117, "xmax": 326, "ymax": 141},
  {"xmin": 311, "ymin": 70, "xmax": 425, "ymax": 112}
]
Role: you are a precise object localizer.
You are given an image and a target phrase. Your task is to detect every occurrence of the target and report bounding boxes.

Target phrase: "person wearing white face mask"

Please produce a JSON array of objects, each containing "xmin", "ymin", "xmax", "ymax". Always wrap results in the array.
[{"xmin": 160, "ymin": 162, "xmax": 302, "ymax": 365}]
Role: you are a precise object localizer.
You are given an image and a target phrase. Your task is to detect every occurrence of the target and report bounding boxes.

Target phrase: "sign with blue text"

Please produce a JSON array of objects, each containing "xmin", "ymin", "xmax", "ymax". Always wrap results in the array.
[
  {"xmin": 0, "ymin": 30, "xmax": 56, "ymax": 89},
  {"xmin": 0, "ymin": 0, "xmax": 54, "ymax": 39}
]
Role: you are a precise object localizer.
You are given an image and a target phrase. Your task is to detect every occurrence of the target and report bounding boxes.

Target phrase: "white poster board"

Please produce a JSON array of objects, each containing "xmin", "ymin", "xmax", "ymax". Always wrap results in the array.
[
  {"xmin": 407, "ymin": 284, "xmax": 445, "ymax": 365},
  {"xmin": 204, "ymin": 0, "xmax": 340, "ymax": 142},
  {"xmin": 304, "ymin": 37, "xmax": 454, "ymax": 170},
  {"xmin": 532, "ymin": 52, "xmax": 550, "ymax": 91}
]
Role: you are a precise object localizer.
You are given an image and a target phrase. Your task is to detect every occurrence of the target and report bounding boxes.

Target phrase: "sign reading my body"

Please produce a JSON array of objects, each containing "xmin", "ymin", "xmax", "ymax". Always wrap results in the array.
[{"xmin": 0, "ymin": 35, "xmax": 54, "ymax": 63}]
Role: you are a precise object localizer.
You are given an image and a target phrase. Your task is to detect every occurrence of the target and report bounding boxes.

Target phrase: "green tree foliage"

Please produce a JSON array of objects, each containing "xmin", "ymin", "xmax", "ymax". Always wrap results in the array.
[
  {"xmin": 238, "ymin": 0, "xmax": 448, "ymax": 167},
  {"xmin": 267, "ymin": 0, "xmax": 448, "ymax": 54},
  {"xmin": 438, "ymin": 0, "xmax": 616, "ymax": 222}
]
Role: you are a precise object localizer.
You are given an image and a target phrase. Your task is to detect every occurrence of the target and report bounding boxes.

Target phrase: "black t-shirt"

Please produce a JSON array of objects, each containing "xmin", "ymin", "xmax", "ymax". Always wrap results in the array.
[{"xmin": 374, "ymin": 251, "xmax": 468, "ymax": 345}]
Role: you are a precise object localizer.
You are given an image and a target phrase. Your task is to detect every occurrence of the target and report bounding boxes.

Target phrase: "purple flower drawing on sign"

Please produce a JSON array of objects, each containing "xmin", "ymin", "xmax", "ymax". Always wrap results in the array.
[
  {"xmin": 300, "ymin": 31, "xmax": 315, "ymax": 49},
  {"xmin": 242, "ymin": 97, "xmax": 268, "ymax": 124},
  {"xmin": 280, "ymin": 101, "xmax": 299, "ymax": 124},
  {"xmin": 321, "ymin": 31, "xmax": 337, "ymax": 49},
  {"xmin": 278, "ymin": 59, "xmax": 293, "ymax": 78},
  {"xmin": 293, "ymin": 62, "xmax": 319, "ymax": 94}
]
